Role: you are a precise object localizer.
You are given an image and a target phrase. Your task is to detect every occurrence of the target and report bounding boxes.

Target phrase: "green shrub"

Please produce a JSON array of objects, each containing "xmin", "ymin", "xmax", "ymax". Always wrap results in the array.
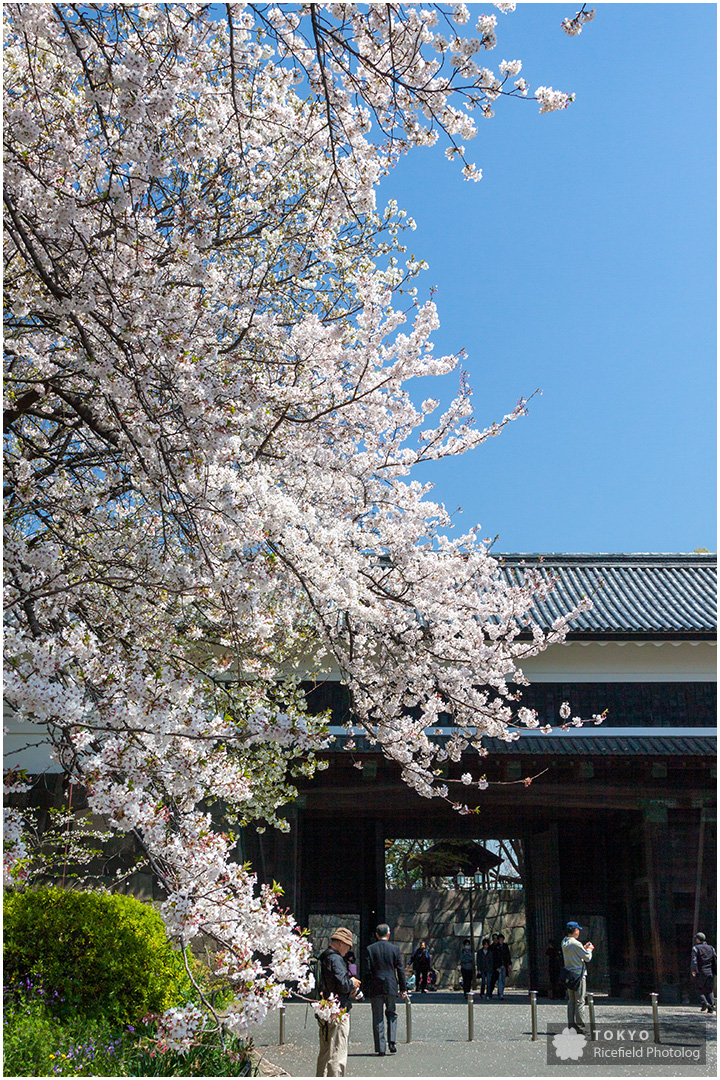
[{"xmin": 3, "ymin": 888, "xmax": 189, "ymax": 1024}]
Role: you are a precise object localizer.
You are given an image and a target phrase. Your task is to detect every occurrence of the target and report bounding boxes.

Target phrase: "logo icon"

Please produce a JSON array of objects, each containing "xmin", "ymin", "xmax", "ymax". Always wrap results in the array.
[{"xmin": 552, "ymin": 1026, "xmax": 588, "ymax": 1060}]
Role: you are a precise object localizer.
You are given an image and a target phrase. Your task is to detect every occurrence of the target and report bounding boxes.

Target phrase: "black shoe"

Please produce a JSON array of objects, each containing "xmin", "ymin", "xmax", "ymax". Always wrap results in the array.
[
  {"xmin": 376, "ymin": 1051, "xmax": 385, "ymax": 1056},
  {"xmin": 389, "ymin": 1044, "xmax": 397, "ymax": 1053},
  {"xmin": 700, "ymin": 1004, "xmax": 708, "ymax": 1012}
]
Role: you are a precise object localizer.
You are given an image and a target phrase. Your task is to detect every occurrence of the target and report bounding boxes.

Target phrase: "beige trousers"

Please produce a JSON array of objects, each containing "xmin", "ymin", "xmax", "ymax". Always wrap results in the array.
[
  {"xmin": 316, "ymin": 1013, "xmax": 350, "ymax": 1077},
  {"xmin": 567, "ymin": 974, "xmax": 587, "ymax": 1031}
]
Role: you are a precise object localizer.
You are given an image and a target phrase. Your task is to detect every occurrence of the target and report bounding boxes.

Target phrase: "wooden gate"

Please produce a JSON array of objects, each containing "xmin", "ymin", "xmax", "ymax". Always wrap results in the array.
[{"xmin": 524, "ymin": 824, "xmax": 561, "ymax": 991}]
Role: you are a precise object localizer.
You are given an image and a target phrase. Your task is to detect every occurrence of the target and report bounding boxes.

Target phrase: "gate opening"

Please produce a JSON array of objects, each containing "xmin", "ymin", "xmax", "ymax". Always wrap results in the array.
[{"xmin": 383, "ymin": 837, "xmax": 527, "ymax": 990}]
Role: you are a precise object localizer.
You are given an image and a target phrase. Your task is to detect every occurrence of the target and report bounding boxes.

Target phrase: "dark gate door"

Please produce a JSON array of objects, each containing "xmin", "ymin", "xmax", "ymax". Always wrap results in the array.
[
  {"xmin": 298, "ymin": 815, "xmax": 385, "ymax": 975},
  {"xmin": 524, "ymin": 824, "xmax": 561, "ymax": 991}
]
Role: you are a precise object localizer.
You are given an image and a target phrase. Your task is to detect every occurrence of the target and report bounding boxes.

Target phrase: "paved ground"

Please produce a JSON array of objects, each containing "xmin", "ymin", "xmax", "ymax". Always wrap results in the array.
[{"xmin": 248, "ymin": 991, "xmax": 717, "ymax": 1078}]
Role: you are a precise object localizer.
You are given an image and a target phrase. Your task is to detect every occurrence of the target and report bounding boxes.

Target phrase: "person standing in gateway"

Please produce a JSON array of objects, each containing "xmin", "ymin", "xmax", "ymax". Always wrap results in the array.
[
  {"xmin": 476, "ymin": 937, "xmax": 494, "ymax": 999},
  {"xmin": 691, "ymin": 932, "xmax": 717, "ymax": 1014},
  {"xmin": 411, "ymin": 940, "xmax": 432, "ymax": 993},
  {"xmin": 460, "ymin": 939, "xmax": 475, "ymax": 1000},
  {"xmin": 561, "ymin": 921, "xmax": 594, "ymax": 1033},
  {"xmin": 366, "ymin": 923, "xmax": 407, "ymax": 1056}
]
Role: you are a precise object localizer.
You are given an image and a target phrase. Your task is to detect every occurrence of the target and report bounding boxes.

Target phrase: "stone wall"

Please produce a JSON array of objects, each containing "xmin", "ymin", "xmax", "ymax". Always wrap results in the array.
[
  {"xmin": 386, "ymin": 887, "xmax": 528, "ymax": 990},
  {"xmin": 307, "ymin": 913, "xmax": 362, "ymax": 962}
]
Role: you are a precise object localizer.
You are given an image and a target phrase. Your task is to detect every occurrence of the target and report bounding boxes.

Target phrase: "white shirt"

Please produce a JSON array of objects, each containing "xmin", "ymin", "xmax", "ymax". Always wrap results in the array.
[{"xmin": 561, "ymin": 935, "xmax": 593, "ymax": 975}]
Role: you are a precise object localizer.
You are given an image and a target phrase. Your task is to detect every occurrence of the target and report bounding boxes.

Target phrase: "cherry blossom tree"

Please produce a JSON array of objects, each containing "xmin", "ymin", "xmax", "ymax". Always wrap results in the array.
[{"xmin": 4, "ymin": 2, "xmax": 595, "ymax": 1045}]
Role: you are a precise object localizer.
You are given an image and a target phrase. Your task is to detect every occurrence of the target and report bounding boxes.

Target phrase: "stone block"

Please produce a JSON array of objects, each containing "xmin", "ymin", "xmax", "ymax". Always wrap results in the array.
[
  {"xmin": 393, "ymin": 927, "xmax": 413, "ymax": 943},
  {"xmin": 121, "ymin": 872, "xmax": 155, "ymax": 901},
  {"xmin": 501, "ymin": 912, "xmax": 525, "ymax": 929},
  {"xmin": 452, "ymin": 922, "xmax": 483, "ymax": 938}
]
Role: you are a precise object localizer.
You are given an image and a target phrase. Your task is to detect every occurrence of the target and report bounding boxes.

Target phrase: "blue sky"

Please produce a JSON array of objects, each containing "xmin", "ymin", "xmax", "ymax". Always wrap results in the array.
[{"xmin": 378, "ymin": 3, "xmax": 716, "ymax": 554}]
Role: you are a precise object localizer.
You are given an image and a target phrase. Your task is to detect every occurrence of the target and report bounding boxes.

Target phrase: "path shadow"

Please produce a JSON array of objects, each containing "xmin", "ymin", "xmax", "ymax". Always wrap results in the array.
[
  {"xmin": 659, "ymin": 1016, "xmax": 716, "ymax": 1046},
  {"xmin": 405, "ymin": 991, "xmax": 530, "ymax": 1005}
]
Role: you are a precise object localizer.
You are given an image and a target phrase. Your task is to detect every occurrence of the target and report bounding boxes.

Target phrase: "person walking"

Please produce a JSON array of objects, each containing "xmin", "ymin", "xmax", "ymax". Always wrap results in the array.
[
  {"xmin": 561, "ymin": 921, "xmax": 594, "ymax": 1034},
  {"xmin": 366, "ymin": 923, "xmax": 407, "ymax": 1056},
  {"xmin": 411, "ymin": 940, "xmax": 432, "ymax": 993},
  {"xmin": 496, "ymin": 933, "xmax": 512, "ymax": 999},
  {"xmin": 460, "ymin": 939, "xmax": 475, "ymax": 999},
  {"xmin": 488, "ymin": 933, "xmax": 504, "ymax": 998},
  {"xmin": 476, "ymin": 937, "xmax": 494, "ymax": 999},
  {"xmin": 316, "ymin": 927, "xmax": 361, "ymax": 1077},
  {"xmin": 691, "ymin": 932, "xmax": 717, "ymax": 1014}
]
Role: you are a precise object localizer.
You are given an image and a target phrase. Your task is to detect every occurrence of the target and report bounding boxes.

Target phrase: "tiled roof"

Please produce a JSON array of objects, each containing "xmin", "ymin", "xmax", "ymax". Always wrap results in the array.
[
  {"xmin": 497, "ymin": 553, "xmax": 717, "ymax": 637},
  {"xmin": 330, "ymin": 732, "xmax": 716, "ymax": 756},
  {"xmin": 482, "ymin": 734, "xmax": 716, "ymax": 756}
]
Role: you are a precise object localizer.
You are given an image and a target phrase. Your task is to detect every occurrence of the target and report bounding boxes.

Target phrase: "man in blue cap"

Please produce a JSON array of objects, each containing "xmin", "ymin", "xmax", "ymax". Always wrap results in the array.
[{"xmin": 561, "ymin": 922, "xmax": 594, "ymax": 1033}]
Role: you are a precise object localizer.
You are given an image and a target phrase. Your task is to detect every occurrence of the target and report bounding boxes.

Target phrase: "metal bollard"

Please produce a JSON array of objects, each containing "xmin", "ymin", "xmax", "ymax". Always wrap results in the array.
[
  {"xmin": 406, "ymin": 997, "xmax": 412, "ymax": 1044},
  {"xmin": 587, "ymin": 993, "xmax": 596, "ymax": 1041},
  {"xmin": 650, "ymin": 993, "xmax": 660, "ymax": 1044},
  {"xmin": 530, "ymin": 990, "xmax": 538, "ymax": 1041},
  {"xmin": 279, "ymin": 1005, "xmax": 286, "ymax": 1045},
  {"xmin": 468, "ymin": 994, "xmax": 474, "ymax": 1041}
]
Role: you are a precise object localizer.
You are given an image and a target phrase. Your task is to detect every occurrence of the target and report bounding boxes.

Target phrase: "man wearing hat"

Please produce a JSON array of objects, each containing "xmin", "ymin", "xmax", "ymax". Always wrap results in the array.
[
  {"xmin": 316, "ymin": 927, "xmax": 361, "ymax": 1076},
  {"xmin": 561, "ymin": 921, "xmax": 594, "ymax": 1033},
  {"xmin": 691, "ymin": 932, "xmax": 717, "ymax": 1014}
]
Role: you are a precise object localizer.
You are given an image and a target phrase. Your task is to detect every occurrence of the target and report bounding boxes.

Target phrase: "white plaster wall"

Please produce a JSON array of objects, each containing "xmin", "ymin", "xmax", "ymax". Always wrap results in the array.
[
  {"xmin": 296, "ymin": 640, "xmax": 717, "ymax": 684},
  {"xmin": 3, "ymin": 704, "xmax": 57, "ymax": 773},
  {"xmin": 519, "ymin": 640, "xmax": 716, "ymax": 682}
]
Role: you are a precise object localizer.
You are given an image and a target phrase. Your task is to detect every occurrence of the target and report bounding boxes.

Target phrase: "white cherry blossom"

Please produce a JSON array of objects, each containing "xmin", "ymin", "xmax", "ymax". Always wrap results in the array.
[{"xmin": 4, "ymin": 0, "xmax": 592, "ymax": 1042}]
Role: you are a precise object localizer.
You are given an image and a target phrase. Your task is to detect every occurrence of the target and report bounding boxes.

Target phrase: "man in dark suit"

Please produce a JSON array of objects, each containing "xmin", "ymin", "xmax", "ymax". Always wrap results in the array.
[{"xmin": 365, "ymin": 923, "xmax": 407, "ymax": 1056}]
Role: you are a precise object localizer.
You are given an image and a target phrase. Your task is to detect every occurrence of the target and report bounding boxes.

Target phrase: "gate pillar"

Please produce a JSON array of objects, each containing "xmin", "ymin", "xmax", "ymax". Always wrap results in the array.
[{"xmin": 524, "ymin": 824, "xmax": 561, "ymax": 992}]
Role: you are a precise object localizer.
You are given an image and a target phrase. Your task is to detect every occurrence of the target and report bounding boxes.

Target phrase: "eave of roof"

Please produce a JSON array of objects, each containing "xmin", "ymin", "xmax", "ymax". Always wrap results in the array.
[
  {"xmin": 496, "ymin": 553, "xmax": 717, "ymax": 638},
  {"xmin": 328, "ymin": 732, "xmax": 717, "ymax": 757},
  {"xmin": 480, "ymin": 734, "xmax": 717, "ymax": 756}
]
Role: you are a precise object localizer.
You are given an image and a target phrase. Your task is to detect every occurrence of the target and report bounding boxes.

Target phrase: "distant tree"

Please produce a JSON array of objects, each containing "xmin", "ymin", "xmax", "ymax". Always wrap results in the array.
[
  {"xmin": 485, "ymin": 839, "xmax": 524, "ymax": 885},
  {"xmin": 385, "ymin": 839, "xmax": 434, "ymax": 889}
]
